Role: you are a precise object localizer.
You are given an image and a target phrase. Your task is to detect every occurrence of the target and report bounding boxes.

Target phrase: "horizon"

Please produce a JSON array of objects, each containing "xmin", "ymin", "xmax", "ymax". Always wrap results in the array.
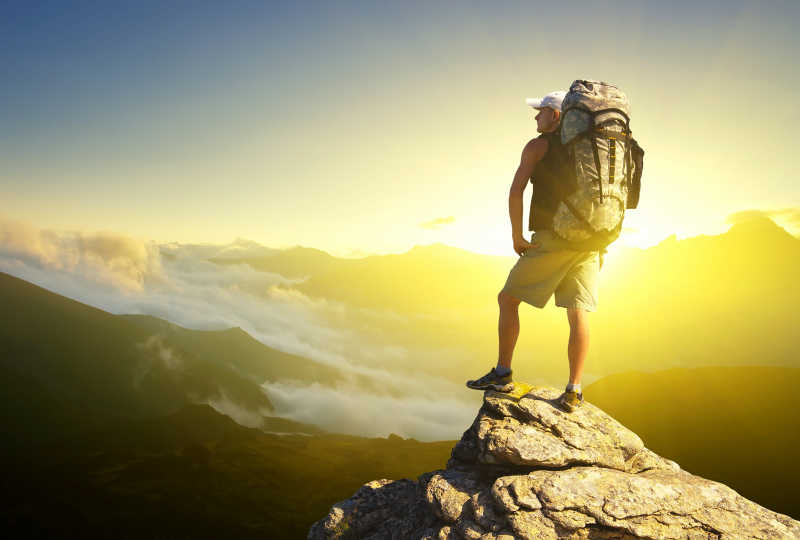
[
  {"xmin": 1, "ymin": 205, "xmax": 796, "ymax": 424},
  {"xmin": 1, "ymin": 208, "xmax": 797, "ymax": 264},
  {"xmin": 152, "ymin": 211, "xmax": 800, "ymax": 258}
]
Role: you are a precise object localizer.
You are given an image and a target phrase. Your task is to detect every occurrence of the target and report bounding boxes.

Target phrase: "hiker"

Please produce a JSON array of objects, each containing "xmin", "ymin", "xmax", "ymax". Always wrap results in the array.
[{"xmin": 466, "ymin": 90, "xmax": 599, "ymax": 412}]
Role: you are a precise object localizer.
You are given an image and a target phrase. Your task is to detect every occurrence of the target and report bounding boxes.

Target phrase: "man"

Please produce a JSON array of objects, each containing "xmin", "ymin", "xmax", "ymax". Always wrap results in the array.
[{"xmin": 465, "ymin": 90, "xmax": 601, "ymax": 413}]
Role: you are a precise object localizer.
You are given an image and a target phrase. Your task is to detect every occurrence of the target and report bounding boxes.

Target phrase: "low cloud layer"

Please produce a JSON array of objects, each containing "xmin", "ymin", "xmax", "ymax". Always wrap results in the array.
[
  {"xmin": 261, "ymin": 380, "xmax": 476, "ymax": 441},
  {"xmin": 0, "ymin": 216, "xmax": 165, "ymax": 294},
  {"xmin": 0, "ymin": 215, "xmax": 476, "ymax": 440}
]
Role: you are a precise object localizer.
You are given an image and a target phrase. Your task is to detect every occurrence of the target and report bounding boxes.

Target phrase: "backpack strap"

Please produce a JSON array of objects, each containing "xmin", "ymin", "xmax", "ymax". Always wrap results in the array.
[
  {"xmin": 626, "ymin": 137, "xmax": 644, "ymax": 209},
  {"xmin": 608, "ymin": 137, "xmax": 616, "ymax": 184},
  {"xmin": 589, "ymin": 134, "xmax": 604, "ymax": 203}
]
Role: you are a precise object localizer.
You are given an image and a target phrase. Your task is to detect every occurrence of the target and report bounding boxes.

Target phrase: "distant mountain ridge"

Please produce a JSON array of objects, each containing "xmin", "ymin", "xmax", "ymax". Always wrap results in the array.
[
  {"xmin": 209, "ymin": 216, "xmax": 800, "ymax": 383},
  {"xmin": 214, "ymin": 216, "xmax": 799, "ymax": 315},
  {"xmin": 726, "ymin": 214, "xmax": 798, "ymax": 240},
  {"xmin": 214, "ymin": 216, "xmax": 797, "ymax": 266}
]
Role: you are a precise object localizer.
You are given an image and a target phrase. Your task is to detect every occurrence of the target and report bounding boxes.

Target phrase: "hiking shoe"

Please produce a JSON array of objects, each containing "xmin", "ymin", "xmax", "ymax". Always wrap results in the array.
[
  {"xmin": 466, "ymin": 367, "xmax": 514, "ymax": 392},
  {"xmin": 559, "ymin": 390, "xmax": 584, "ymax": 412}
]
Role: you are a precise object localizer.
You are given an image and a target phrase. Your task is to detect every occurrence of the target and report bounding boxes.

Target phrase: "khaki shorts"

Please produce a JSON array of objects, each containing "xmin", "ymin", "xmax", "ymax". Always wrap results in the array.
[{"xmin": 501, "ymin": 230, "xmax": 601, "ymax": 312}]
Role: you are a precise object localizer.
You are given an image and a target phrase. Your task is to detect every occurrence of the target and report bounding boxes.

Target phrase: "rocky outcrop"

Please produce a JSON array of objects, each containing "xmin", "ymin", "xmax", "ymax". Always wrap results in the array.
[{"xmin": 309, "ymin": 383, "xmax": 800, "ymax": 539}]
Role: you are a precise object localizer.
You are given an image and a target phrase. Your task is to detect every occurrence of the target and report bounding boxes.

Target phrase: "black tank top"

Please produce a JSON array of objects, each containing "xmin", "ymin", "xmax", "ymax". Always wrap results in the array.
[{"xmin": 528, "ymin": 129, "xmax": 571, "ymax": 231}]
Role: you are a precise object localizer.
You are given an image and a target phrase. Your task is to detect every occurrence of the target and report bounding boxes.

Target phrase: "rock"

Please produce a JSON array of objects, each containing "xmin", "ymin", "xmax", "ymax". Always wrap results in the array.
[
  {"xmin": 422, "ymin": 469, "xmax": 495, "ymax": 523},
  {"xmin": 309, "ymin": 384, "xmax": 800, "ymax": 539},
  {"xmin": 307, "ymin": 478, "xmax": 435, "ymax": 539},
  {"xmin": 492, "ymin": 466, "xmax": 800, "ymax": 538},
  {"xmin": 449, "ymin": 384, "xmax": 679, "ymax": 474}
]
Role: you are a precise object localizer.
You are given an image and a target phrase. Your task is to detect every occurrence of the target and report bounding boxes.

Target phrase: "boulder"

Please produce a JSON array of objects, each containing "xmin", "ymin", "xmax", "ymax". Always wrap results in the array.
[{"xmin": 309, "ymin": 384, "xmax": 800, "ymax": 539}]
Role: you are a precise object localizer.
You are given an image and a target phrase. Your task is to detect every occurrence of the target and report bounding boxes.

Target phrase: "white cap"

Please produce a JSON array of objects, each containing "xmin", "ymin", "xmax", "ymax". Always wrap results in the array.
[{"xmin": 525, "ymin": 90, "xmax": 567, "ymax": 112}]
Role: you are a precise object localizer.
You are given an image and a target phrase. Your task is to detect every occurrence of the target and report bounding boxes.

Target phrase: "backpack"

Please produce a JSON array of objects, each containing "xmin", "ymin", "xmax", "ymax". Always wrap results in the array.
[{"xmin": 551, "ymin": 79, "xmax": 644, "ymax": 251}]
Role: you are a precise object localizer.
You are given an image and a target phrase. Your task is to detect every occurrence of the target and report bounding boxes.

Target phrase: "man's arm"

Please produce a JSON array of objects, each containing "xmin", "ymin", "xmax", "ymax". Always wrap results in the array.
[{"xmin": 509, "ymin": 138, "xmax": 547, "ymax": 254}]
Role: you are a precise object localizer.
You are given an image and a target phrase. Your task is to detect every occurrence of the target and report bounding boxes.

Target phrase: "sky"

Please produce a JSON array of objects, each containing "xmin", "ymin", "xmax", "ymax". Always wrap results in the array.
[{"xmin": 2, "ymin": 0, "xmax": 799, "ymax": 257}]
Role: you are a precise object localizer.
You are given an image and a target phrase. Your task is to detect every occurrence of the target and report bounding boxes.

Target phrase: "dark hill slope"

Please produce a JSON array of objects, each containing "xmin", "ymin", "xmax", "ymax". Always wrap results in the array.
[
  {"xmin": 585, "ymin": 365, "xmax": 800, "ymax": 519},
  {"xmin": 0, "ymin": 271, "xmax": 339, "ymax": 449},
  {"xmin": 4, "ymin": 403, "xmax": 453, "ymax": 539}
]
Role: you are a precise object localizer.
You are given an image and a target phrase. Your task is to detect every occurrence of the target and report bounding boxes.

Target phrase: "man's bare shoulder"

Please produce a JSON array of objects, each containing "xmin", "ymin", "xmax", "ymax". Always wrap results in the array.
[
  {"xmin": 522, "ymin": 136, "xmax": 548, "ymax": 162},
  {"xmin": 513, "ymin": 136, "xmax": 548, "ymax": 182}
]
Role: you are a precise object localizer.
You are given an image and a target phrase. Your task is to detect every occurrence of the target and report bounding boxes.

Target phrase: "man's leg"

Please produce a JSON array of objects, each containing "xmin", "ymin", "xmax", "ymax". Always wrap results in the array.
[
  {"xmin": 565, "ymin": 307, "xmax": 589, "ymax": 385},
  {"xmin": 497, "ymin": 290, "xmax": 522, "ymax": 370}
]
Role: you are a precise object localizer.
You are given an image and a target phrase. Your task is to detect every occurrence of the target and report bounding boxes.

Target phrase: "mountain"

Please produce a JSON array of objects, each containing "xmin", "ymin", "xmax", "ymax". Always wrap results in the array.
[
  {"xmin": 217, "ymin": 216, "xmax": 799, "ymax": 317},
  {"xmin": 310, "ymin": 384, "xmax": 800, "ymax": 538},
  {"xmin": 210, "ymin": 245, "xmax": 338, "ymax": 279},
  {"xmin": 583, "ymin": 365, "xmax": 800, "ymax": 519},
  {"xmin": 3, "ymin": 264, "xmax": 800, "ymax": 535},
  {"xmin": 0, "ymin": 271, "xmax": 456, "ymax": 537},
  {"xmin": 214, "ymin": 216, "xmax": 800, "ymax": 384},
  {"xmin": 208, "ymin": 241, "xmax": 518, "ymax": 383},
  {"xmin": 161, "ymin": 238, "xmax": 282, "ymax": 262},
  {"xmin": 3, "ymin": 402, "xmax": 453, "ymax": 539},
  {"xmin": 118, "ymin": 314, "xmax": 354, "ymax": 389},
  {"xmin": 221, "ymin": 219, "xmax": 793, "ymax": 394},
  {"xmin": 590, "ymin": 215, "xmax": 800, "ymax": 376},
  {"xmin": 0, "ymin": 271, "xmax": 343, "ymax": 450},
  {"xmin": 215, "ymin": 242, "xmax": 512, "ymax": 316},
  {"xmin": 725, "ymin": 214, "xmax": 798, "ymax": 242}
]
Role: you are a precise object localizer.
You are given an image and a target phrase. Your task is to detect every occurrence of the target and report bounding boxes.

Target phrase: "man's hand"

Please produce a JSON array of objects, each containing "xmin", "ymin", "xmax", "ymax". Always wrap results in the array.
[{"xmin": 513, "ymin": 236, "xmax": 540, "ymax": 256}]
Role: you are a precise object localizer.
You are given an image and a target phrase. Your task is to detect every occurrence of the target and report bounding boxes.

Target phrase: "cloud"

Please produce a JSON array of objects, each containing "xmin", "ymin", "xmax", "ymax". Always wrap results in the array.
[
  {"xmin": 132, "ymin": 332, "xmax": 274, "ymax": 429},
  {"xmin": 0, "ymin": 216, "xmax": 165, "ymax": 294},
  {"xmin": 0, "ymin": 217, "xmax": 450, "ymax": 384},
  {"xmin": 419, "ymin": 216, "xmax": 456, "ymax": 229},
  {"xmin": 206, "ymin": 388, "xmax": 273, "ymax": 429},
  {"xmin": 133, "ymin": 334, "xmax": 185, "ymax": 389},
  {"xmin": 0, "ymin": 217, "xmax": 482, "ymax": 439},
  {"xmin": 260, "ymin": 380, "xmax": 476, "ymax": 441},
  {"xmin": 158, "ymin": 238, "xmax": 280, "ymax": 262}
]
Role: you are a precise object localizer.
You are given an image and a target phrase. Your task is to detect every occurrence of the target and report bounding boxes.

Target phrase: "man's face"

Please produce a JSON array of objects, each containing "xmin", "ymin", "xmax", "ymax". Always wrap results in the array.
[{"xmin": 535, "ymin": 107, "xmax": 559, "ymax": 133}]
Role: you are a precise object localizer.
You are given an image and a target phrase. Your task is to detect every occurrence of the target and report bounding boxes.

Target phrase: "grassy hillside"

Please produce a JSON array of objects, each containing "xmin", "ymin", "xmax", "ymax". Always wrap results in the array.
[
  {"xmin": 7, "ymin": 365, "xmax": 798, "ymax": 538},
  {"xmin": 3, "ymin": 403, "xmax": 453, "ymax": 539},
  {"xmin": 0, "ymin": 270, "xmax": 453, "ymax": 538},
  {"xmin": 119, "ymin": 314, "xmax": 353, "ymax": 388}
]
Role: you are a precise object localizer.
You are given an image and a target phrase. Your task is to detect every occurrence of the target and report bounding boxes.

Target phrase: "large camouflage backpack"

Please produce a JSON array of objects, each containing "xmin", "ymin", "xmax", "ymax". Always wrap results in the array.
[{"xmin": 553, "ymin": 79, "xmax": 644, "ymax": 251}]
